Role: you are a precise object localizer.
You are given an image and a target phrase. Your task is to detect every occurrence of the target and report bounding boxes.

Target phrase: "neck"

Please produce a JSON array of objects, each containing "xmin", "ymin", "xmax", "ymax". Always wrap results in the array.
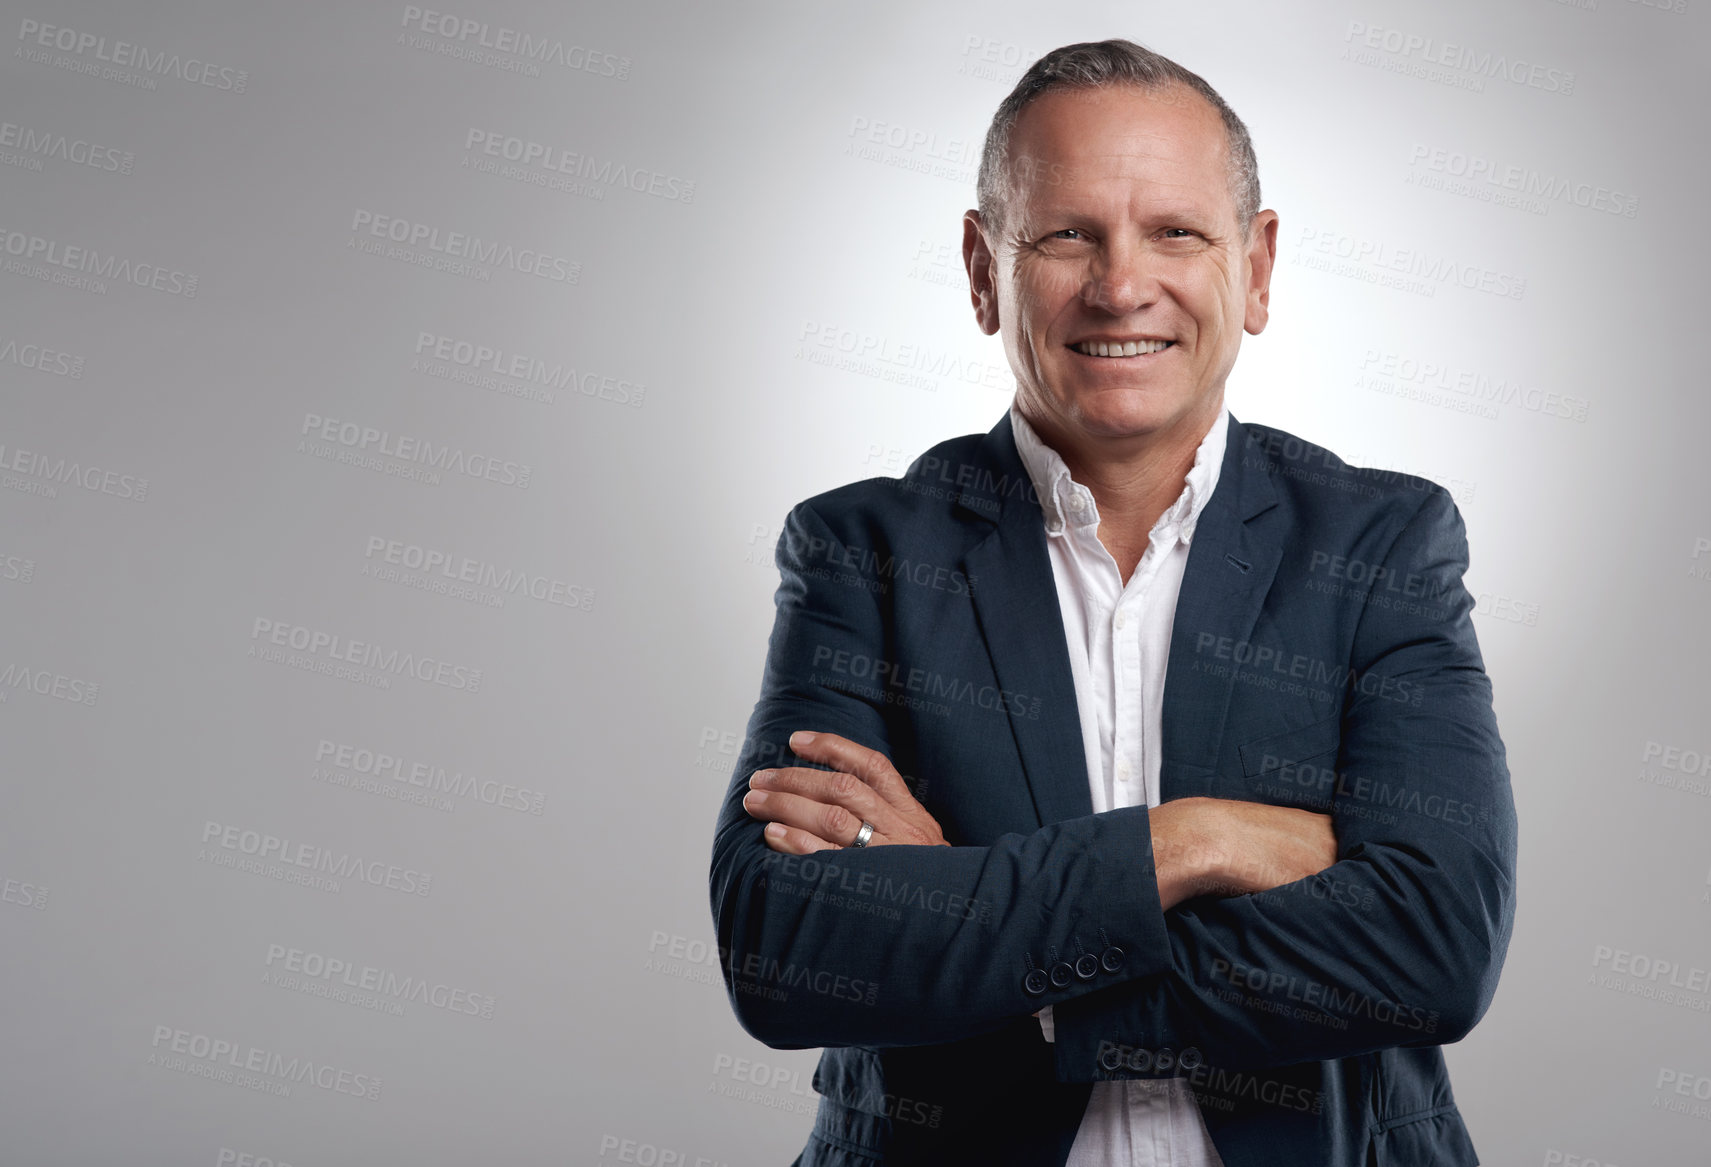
[{"xmin": 1019, "ymin": 394, "xmax": 1224, "ymax": 537}]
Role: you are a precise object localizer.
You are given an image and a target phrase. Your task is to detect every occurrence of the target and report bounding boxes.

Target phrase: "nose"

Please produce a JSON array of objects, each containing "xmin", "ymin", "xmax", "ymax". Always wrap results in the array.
[{"xmin": 1081, "ymin": 237, "xmax": 1157, "ymax": 315}]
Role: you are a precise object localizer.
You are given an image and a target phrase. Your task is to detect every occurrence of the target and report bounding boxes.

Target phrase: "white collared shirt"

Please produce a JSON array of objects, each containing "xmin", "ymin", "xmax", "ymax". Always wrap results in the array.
[{"xmin": 1010, "ymin": 400, "xmax": 1229, "ymax": 1167}]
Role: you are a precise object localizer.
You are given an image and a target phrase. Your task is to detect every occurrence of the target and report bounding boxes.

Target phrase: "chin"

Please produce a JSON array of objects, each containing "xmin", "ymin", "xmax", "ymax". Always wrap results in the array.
[{"xmin": 1068, "ymin": 391, "xmax": 1188, "ymax": 437}]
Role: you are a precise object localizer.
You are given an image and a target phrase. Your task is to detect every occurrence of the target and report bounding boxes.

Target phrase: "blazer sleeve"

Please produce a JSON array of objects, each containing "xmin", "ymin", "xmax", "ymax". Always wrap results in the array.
[
  {"xmin": 709, "ymin": 499, "xmax": 1183, "ymax": 1050},
  {"xmin": 1047, "ymin": 486, "xmax": 1519, "ymax": 1078}
]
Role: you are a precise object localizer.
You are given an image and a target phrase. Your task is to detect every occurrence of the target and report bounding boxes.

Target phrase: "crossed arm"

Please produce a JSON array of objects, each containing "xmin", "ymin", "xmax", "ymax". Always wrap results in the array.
[
  {"xmin": 709, "ymin": 492, "xmax": 1517, "ymax": 1077},
  {"xmin": 743, "ymin": 730, "xmax": 1338, "ymax": 914}
]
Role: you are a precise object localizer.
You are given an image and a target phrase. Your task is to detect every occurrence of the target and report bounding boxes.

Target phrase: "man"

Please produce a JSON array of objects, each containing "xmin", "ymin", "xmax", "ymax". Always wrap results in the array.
[{"xmin": 710, "ymin": 39, "xmax": 1516, "ymax": 1167}]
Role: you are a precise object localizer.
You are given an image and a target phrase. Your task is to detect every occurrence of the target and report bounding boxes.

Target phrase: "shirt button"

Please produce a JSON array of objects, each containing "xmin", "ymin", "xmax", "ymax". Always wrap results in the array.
[
  {"xmin": 1114, "ymin": 610, "xmax": 1126, "ymax": 630},
  {"xmin": 1117, "ymin": 761, "xmax": 1132, "ymax": 783},
  {"xmin": 1068, "ymin": 493, "xmax": 1087, "ymax": 513}
]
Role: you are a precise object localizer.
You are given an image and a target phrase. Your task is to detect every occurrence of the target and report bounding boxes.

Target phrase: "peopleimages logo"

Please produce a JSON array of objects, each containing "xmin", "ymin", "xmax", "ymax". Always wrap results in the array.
[
  {"xmin": 363, "ymin": 535, "xmax": 594, "ymax": 612},
  {"xmin": 349, "ymin": 210, "xmax": 578, "ymax": 283},
  {"xmin": 1343, "ymin": 21, "xmax": 1576, "ymax": 95},
  {"xmin": 314, "ymin": 738, "xmax": 548, "ymax": 815},
  {"xmin": 299, "ymin": 412, "xmax": 532, "ymax": 489},
  {"xmin": 412, "ymin": 331, "xmax": 646, "ymax": 407},
  {"xmin": 148, "ymin": 1025, "xmax": 380, "ymax": 1100},
  {"xmin": 263, "ymin": 943, "xmax": 496, "ymax": 1019},
  {"xmin": 464, "ymin": 130, "xmax": 694, "ymax": 202},
  {"xmin": 1407, "ymin": 144, "xmax": 1638, "ymax": 218},
  {"xmin": 0, "ymin": 440, "xmax": 145, "ymax": 501},
  {"xmin": 797, "ymin": 320, "xmax": 1009, "ymax": 391},
  {"xmin": 0, "ymin": 120, "xmax": 134, "ymax": 173},
  {"xmin": 0, "ymin": 225, "xmax": 198, "ymax": 296},
  {"xmin": 0, "ymin": 336, "xmax": 85, "ymax": 378},
  {"xmin": 0, "ymin": 662, "xmax": 98, "ymax": 705},
  {"xmin": 250, "ymin": 617, "xmax": 483, "ymax": 692},
  {"xmin": 1294, "ymin": 227, "xmax": 1526, "ymax": 301},
  {"xmin": 1356, "ymin": 350, "xmax": 1588, "ymax": 422},
  {"xmin": 200, "ymin": 821, "xmax": 432, "ymax": 896},
  {"xmin": 397, "ymin": 7, "xmax": 631, "ymax": 79},
  {"xmin": 16, "ymin": 18, "xmax": 251, "ymax": 92}
]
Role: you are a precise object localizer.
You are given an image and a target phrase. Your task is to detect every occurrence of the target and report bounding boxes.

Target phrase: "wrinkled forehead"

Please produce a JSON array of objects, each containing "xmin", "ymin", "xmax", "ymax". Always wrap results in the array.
[{"xmin": 1003, "ymin": 84, "xmax": 1234, "ymax": 221}]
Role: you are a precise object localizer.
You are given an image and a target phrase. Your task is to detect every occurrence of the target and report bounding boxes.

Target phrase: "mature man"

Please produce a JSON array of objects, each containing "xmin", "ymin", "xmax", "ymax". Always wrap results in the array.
[{"xmin": 710, "ymin": 39, "xmax": 1516, "ymax": 1167}]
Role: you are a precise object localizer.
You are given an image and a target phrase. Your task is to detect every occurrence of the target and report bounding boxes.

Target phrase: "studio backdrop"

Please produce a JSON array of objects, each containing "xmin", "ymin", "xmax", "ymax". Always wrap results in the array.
[{"xmin": 3, "ymin": 1, "xmax": 1706, "ymax": 1164}]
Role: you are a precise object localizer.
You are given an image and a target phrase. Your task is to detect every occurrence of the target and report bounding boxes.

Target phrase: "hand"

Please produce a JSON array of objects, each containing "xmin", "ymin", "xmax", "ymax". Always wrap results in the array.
[
  {"xmin": 743, "ymin": 731, "xmax": 950, "ymax": 854},
  {"xmin": 1149, "ymin": 796, "xmax": 1337, "ymax": 911}
]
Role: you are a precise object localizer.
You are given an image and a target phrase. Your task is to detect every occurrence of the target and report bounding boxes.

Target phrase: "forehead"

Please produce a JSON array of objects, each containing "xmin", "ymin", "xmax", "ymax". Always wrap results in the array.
[{"xmin": 1005, "ymin": 83, "xmax": 1232, "ymax": 216}]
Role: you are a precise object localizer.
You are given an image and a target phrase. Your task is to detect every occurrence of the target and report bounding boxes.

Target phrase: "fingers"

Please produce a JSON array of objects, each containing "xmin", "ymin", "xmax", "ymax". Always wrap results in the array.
[
  {"xmin": 756, "ymin": 820, "xmax": 839, "ymax": 856},
  {"xmin": 748, "ymin": 766, "xmax": 891, "ymax": 836},
  {"xmin": 742, "ymin": 785, "xmax": 881, "ymax": 850},
  {"xmin": 786, "ymin": 731, "xmax": 917, "ymax": 809},
  {"xmin": 742, "ymin": 732, "xmax": 947, "ymax": 850}
]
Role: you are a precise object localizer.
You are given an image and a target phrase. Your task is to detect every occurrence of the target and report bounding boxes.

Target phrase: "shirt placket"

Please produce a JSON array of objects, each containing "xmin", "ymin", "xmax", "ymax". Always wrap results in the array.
[
  {"xmin": 1016, "ymin": 406, "xmax": 1228, "ymax": 1167},
  {"xmin": 1112, "ymin": 566, "xmax": 1145, "ymax": 812},
  {"xmin": 1062, "ymin": 482, "xmax": 1120, "ymax": 812},
  {"xmin": 1118, "ymin": 530, "xmax": 1177, "ymax": 1166}
]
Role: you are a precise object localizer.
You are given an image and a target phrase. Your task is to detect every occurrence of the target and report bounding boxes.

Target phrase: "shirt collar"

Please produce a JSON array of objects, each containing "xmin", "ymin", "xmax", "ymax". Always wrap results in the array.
[{"xmin": 1008, "ymin": 400, "xmax": 1229, "ymax": 544}]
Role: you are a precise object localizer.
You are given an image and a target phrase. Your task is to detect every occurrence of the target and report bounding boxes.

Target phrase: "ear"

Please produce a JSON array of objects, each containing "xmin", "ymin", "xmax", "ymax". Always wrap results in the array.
[
  {"xmin": 1243, "ymin": 210, "xmax": 1280, "ymax": 335},
  {"xmin": 962, "ymin": 210, "xmax": 1000, "ymax": 336}
]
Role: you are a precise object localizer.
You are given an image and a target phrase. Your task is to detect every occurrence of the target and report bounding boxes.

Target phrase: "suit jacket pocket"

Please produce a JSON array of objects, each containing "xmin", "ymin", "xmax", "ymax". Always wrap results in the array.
[
  {"xmin": 1238, "ymin": 714, "xmax": 1342, "ymax": 810},
  {"xmin": 1367, "ymin": 1105, "xmax": 1479, "ymax": 1166}
]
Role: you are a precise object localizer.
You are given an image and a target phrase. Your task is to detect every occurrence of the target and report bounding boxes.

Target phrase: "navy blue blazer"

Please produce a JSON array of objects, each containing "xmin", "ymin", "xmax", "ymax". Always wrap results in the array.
[{"xmin": 709, "ymin": 410, "xmax": 1518, "ymax": 1166}]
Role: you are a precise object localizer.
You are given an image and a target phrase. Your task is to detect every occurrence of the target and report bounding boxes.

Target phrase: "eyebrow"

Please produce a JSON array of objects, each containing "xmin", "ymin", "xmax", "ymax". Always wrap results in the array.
[{"xmin": 1021, "ymin": 205, "xmax": 1221, "ymax": 229}]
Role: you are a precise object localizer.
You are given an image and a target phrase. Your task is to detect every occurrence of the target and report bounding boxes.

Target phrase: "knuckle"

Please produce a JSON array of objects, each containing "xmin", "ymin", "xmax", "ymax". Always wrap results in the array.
[
  {"xmin": 830, "ymin": 771, "xmax": 862, "ymax": 800},
  {"xmin": 821, "ymin": 804, "xmax": 854, "ymax": 838}
]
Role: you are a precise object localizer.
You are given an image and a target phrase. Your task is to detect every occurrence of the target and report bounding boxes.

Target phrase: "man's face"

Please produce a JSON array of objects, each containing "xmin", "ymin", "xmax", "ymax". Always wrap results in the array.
[{"xmin": 964, "ymin": 83, "xmax": 1278, "ymax": 454}]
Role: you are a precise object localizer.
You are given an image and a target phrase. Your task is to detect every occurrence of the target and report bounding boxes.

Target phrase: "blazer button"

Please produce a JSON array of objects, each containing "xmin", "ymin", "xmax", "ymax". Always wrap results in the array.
[
  {"xmin": 1022, "ymin": 969, "xmax": 1049, "ymax": 996},
  {"xmin": 1099, "ymin": 1045, "xmax": 1125, "ymax": 1071},
  {"xmin": 1049, "ymin": 962, "xmax": 1074, "ymax": 989},
  {"xmin": 1154, "ymin": 1048, "xmax": 1176, "ymax": 1073},
  {"xmin": 1074, "ymin": 953, "xmax": 1099, "ymax": 981},
  {"xmin": 1179, "ymin": 1047, "xmax": 1203, "ymax": 1070},
  {"xmin": 1100, "ymin": 946, "xmax": 1125, "ymax": 973}
]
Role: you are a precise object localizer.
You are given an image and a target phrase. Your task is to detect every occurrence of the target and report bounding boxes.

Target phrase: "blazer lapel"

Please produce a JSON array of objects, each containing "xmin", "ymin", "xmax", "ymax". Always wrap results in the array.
[
  {"xmin": 955, "ymin": 412, "xmax": 1093, "ymax": 827},
  {"xmin": 1160, "ymin": 414, "xmax": 1283, "ymax": 793},
  {"xmin": 949, "ymin": 410, "xmax": 1285, "ymax": 822}
]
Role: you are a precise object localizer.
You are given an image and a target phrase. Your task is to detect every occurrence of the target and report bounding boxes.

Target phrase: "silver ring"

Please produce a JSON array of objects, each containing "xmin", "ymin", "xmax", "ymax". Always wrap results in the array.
[{"xmin": 850, "ymin": 821, "xmax": 874, "ymax": 848}]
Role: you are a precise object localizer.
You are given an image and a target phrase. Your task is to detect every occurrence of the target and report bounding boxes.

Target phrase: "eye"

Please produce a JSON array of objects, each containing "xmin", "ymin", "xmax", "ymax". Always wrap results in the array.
[
  {"xmin": 1049, "ymin": 228, "xmax": 1085, "ymax": 241},
  {"xmin": 1160, "ymin": 228, "xmax": 1196, "ymax": 239}
]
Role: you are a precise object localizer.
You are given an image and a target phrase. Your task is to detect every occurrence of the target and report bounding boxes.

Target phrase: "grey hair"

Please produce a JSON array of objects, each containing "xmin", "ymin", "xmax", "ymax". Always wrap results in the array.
[{"xmin": 976, "ymin": 39, "xmax": 1261, "ymax": 238}]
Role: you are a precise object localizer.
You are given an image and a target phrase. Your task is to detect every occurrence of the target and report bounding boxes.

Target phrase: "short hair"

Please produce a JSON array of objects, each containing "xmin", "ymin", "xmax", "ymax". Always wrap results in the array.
[{"xmin": 976, "ymin": 39, "xmax": 1261, "ymax": 238}]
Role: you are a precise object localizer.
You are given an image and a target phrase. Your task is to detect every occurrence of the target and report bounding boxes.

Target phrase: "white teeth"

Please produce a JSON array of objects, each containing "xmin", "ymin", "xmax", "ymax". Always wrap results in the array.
[{"xmin": 1073, "ymin": 339, "xmax": 1172, "ymax": 357}]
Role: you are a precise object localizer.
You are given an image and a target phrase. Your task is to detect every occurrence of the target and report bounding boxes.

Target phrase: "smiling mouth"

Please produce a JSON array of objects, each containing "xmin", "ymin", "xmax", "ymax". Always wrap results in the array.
[{"xmin": 1069, "ymin": 339, "xmax": 1175, "ymax": 357}]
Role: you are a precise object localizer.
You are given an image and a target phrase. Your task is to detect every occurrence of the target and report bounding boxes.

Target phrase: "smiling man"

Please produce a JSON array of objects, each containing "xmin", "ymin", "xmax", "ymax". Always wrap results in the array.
[{"xmin": 710, "ymin": 39, "xmax": 1516, "ymax": 1167}]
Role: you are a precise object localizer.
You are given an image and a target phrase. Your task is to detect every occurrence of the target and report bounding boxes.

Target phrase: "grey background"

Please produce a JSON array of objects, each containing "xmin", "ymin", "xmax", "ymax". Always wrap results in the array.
[{"xmin": 2, "ymin": 1, "xmax": 1706, "ymax": 1164}]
